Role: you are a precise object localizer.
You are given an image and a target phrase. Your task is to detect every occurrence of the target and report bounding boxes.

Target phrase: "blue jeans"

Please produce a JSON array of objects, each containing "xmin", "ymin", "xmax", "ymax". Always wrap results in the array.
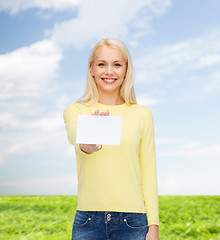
[{"xmin": 71, "ymin": 210, "xmax": 149, "ymax": 240}]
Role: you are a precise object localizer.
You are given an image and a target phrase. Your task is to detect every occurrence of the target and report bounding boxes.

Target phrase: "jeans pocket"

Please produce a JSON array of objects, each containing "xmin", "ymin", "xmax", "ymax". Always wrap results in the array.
[
  {"xmin": 73, "ymin": 210, "xmax": 91, "ymax": 227},
  {"xmin": 123, "ymin": 213, "xmax": 148, "ymax": 229}
]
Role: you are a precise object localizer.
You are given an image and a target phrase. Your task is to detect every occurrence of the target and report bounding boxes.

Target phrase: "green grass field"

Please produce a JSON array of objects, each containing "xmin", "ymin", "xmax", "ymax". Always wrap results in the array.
[{"xmin": 0, "ymin": 196, "xmax": 219, "ymax": 240}]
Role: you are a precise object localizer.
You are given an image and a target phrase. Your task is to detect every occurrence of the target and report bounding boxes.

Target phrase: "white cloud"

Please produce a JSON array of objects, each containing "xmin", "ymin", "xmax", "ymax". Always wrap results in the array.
[
  {"xmin": 0, "ymin": 155, "xmax": 4, "ymax": 165},
  {"xmin": 157, "ymin": 140, "xmax": 220, "ymax": 195},
  {"xmin": 201, "ymin": 70, "xmax": 220, "ymax": 95},
  {"xmin": 25, "ymin": 112, "xmax": 63, "ymax": 130},
  {"xmin": 159, "ymin": 173, "xmax": 220, "ymax": 195},
  {"xmin": 0, "ymin": 37, "xmax": 74, "ymax": 167},
  {"xmin": 0, "ymin": 0, "xmax": 80, "ymax": 14},
  {"xmin": 134, "ymin": 29, "xmax": 220, "ymax": 100},
  {"xmin": 0, "ymin": 40, "xmax": 62, "ymax": 99},
  {"xmin": 136, "ymin": 95, "xmax": 160, "ymax": 106},
  {"xmin": 159, "ymin": 143, "xmax": 220, "ymax": 157},
  {"xmin": 0, "ymin": 111, "xmax": 63, "ymax": 131},
  {"xmin": 0, "ymin": 102, "xmax": 76, "ymax": 168},
  {"xmin": 49, "ymin": 0, "xmax": 171, "ymax": 48},
  {"xmin": 195, "ymin": 54, "xmax": 220, "ymax": 68},
  {"xmin": 182, "ymin": 142, "xmax": 202, "ymax": 149},
  {"xmin": 0, "ymin": 96, "xmax": 69, "ymax": 162},
  {"xmin": 156, "ymin": 137, "xmax": 186, "ymax": 144},
  {"xmin": 0, "ymin": 174, "xmax": 78, "ymax": 194},
  {"xmin": 1, "ymin": 128, "xmax": 63, "ymax": 155},
  {"xmin": 0, "ymin": 123, "xmax": 72, "ymax": 167},
  {"xmin": 135, "ymin": 34, "xmax": 220, "ymax": 84}
]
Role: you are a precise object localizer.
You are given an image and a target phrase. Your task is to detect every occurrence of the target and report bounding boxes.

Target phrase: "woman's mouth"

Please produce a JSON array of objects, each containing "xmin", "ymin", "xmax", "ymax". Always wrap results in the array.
[{"xmin": 102, "ymin": 78, "xmax": 117, "ymax": 84}]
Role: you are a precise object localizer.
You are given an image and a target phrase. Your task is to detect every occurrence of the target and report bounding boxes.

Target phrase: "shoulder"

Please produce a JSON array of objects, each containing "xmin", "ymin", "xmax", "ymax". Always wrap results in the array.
[
  {"xmin": 63, "ymin": 102, "xmax": 82, "ymax": 118},
  {"xmin": 130, "ymin": 103, "xmax": 153, "ymax": 117}
]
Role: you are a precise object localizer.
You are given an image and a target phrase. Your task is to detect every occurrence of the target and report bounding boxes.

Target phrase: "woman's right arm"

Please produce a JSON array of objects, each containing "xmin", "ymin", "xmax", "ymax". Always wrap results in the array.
[
  {"xmin": 63, "ymin": 105, "xmax": 109, "ymax": 154},
  {"xmin": 78, "ymin": 109, "xmax": 109, "ymax": 153}
]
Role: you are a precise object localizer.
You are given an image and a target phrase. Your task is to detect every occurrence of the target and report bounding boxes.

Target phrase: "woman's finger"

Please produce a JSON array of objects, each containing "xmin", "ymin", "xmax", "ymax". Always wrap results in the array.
[
  {"xmin": 91, "ymin": 109, "xmax": 99, "ymax": 115},
  {"xmin": 96, "ymin": 144, "xmax": 102, "ymax": 150},
  {"xmin": 104, "ymin": 110, "xmax": 109, "ymax": 116}
]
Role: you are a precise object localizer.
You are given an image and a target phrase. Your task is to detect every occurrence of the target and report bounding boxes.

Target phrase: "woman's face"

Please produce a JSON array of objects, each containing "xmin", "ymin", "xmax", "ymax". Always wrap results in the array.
[{"xmin": 90, "ymin": 45, "xmax": 127, "ymax": 96}]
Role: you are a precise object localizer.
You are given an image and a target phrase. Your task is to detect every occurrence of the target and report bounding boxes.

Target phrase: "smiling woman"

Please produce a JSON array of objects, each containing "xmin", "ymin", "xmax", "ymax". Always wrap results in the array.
[
  {"xmin": 90, "ymin": 45, "xmax": 127, "ymax": 102},
  {"xmin": 63, "ymin": 39, "xmax": 159, "ymax": 240},
  {"xmin": 76, "ymin": 38, "xmax": 135, "ymax": 107}
]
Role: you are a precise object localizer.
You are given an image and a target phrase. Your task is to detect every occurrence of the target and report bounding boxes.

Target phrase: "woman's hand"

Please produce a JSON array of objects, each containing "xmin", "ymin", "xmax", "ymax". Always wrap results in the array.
[
  {"xmin": 145, "ymin": 225, "xmax": 159, "ymax": 240},
  {"xmin": 79, "ymin": 109, "xmax": 109, "ymax": 153}
]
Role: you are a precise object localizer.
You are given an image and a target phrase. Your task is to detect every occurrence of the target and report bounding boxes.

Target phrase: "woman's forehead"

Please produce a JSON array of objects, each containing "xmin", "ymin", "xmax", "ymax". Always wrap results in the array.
[{"xmin": 94, "ymin": 45, "xmax": 125, "ymax": 61}]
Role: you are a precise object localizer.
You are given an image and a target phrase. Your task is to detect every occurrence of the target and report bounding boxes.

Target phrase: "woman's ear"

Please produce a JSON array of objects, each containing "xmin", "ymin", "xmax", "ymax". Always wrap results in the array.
[
  {"xmin": 124, "ymin": 65, "xmax": 127, "ymax": 78},
  {"xmin": 90, "ymin": 64, "xmax": 94, "ymax": 77}
]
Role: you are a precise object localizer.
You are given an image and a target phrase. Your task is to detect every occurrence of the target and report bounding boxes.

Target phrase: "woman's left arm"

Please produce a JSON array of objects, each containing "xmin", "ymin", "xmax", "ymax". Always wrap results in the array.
[{"xmin": 139, "ymin": 108, "xmax": 159, "ymax": 232}]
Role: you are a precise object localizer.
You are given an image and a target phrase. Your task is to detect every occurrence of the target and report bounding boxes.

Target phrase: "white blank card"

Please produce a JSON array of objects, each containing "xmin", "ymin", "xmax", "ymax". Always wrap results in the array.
[{"xmin": 76, "ymin": 115, "xmax": 121, "ymax": 145}]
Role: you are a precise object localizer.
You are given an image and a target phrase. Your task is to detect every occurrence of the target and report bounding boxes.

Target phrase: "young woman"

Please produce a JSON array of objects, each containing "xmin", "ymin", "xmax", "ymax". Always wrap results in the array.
[{"xmin": 63, "ymin": 39, "xmax": 159, "ymax": 240}]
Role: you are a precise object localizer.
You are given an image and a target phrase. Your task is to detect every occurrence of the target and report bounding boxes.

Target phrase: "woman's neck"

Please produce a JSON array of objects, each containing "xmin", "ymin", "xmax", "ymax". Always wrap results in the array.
[{"xmin": 98, "ymin": 93, "xmax": 125, "ymax": 106}]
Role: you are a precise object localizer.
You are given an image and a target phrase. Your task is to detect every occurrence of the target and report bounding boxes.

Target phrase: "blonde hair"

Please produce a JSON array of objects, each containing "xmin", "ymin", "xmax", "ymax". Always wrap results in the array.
[{"xmin": 75, "ymin": 38, "xmax": 137, "ymax": 106}]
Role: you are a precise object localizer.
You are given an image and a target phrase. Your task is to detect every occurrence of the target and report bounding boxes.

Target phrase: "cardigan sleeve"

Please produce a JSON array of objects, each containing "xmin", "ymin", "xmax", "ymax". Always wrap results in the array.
[
  {"xmin": 139, "ymin": 108, "xmax": 159, "ymax": 226},
  {"xmin": 63, "ymin": 104, "xmax": 91, "ymax": 155}
]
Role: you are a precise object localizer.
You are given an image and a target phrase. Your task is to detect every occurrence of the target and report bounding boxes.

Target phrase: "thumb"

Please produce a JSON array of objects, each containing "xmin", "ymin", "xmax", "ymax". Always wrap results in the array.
[{"xmin": 96, "ymin": 144, "xmax": 102, "ymax": 149}]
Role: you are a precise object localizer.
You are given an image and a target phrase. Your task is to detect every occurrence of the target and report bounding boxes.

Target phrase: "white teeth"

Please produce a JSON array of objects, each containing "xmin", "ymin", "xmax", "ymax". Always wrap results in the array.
[{"xmin": 103, "ymin": 78, "xmax": 116, "ymax": 82}]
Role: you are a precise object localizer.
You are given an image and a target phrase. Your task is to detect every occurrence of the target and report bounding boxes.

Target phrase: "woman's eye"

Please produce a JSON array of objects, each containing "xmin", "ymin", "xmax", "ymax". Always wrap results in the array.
[
  {"xmin": 114, "ymin": 63, "xmax": 121, "ymax": 67},
  {"xmin": 98, "ymin": 63, "xmax": 105, "ymax": 66}
]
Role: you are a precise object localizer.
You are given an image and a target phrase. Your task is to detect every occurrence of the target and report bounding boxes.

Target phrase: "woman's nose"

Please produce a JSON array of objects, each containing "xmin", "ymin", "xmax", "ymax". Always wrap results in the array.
[{"xmin": 106, "ymin": 65, "xmax": 113, "ymax": 75}]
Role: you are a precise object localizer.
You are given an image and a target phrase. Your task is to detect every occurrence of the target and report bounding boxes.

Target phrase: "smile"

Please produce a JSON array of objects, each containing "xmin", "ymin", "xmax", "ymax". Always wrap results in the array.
[{"xmin": 102, "ymin": 78, "xmax": 117, "ymax": 84}]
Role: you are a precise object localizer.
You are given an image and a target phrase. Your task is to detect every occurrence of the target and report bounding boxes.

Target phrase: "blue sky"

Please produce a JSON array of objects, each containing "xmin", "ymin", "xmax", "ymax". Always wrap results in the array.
[{"xmin": 0, "ymin": 0, "xmax": 219, "ymax": 195}]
